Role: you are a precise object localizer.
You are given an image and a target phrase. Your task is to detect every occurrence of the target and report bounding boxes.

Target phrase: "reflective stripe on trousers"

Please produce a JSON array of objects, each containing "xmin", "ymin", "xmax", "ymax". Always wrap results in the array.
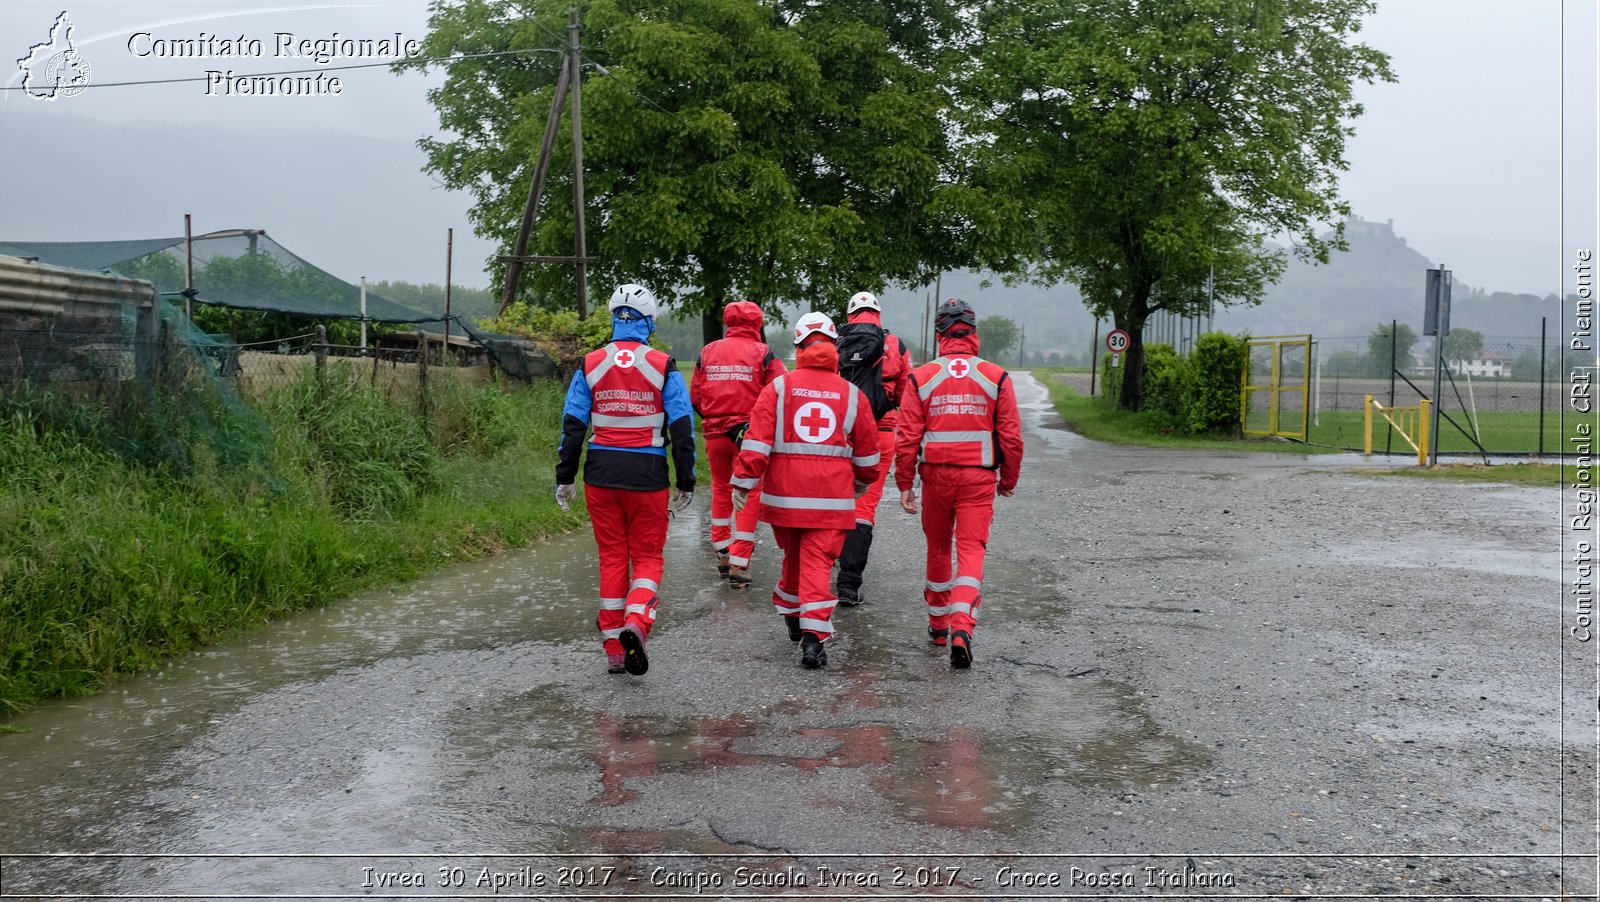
[
  {"xmin": 918, "ymin": 481, "xmax": 995, "ymax": 636},
  {"xmin": 586, "ymin": 485, "xmax": 668, "ymax": 653},
  {"xmin": 707, "ymin": 432, "xmax": 764, "ymax": 565},
  {"xmin": 771, "ymin": 524, "xmax": 846, "ymax": 639}
]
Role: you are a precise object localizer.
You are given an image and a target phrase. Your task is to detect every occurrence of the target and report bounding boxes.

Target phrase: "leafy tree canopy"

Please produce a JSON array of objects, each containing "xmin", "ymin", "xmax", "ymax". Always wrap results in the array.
[
  {"xmin": 977, "ymin": 313, "xmax": 1019, "ymax": 363},
  {"xmin": 965, "ymin": 0, "xmax": 1393, "ymax": 409},
  {"xmin": 1441, "ymin": 327, "xmax": 1484, "ymax": 362},
  {"xmin": 1366, "ymin": 321, "xmax": 1418, "ymax": 375},
  {"xmin": 404, "ymin": 0, "xmax": 972, "ymax": 339}
]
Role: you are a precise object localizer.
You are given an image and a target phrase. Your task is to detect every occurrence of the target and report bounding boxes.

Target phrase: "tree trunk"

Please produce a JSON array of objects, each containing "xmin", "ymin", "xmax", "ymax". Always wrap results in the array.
[
  {"xmin": 702, "ymin": 304, "xmax": 723, "ymax": 347},
  {"xmin": 1116, "ymin": 282, "xmax": 1155, "ymax": 411}
]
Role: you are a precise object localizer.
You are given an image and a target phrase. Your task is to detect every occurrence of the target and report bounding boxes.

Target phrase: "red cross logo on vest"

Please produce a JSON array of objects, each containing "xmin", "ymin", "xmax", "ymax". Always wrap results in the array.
[
  {"xmin": 614, "ymin": 348, "xmax": 636, "ymax": 368},
  {"xmin": 947, "ymin": 357, "xmax": 970, "ymax": 378},
  {"xmin": 793, "ymin": 402, "xmax": 837, "ymax": 443}
]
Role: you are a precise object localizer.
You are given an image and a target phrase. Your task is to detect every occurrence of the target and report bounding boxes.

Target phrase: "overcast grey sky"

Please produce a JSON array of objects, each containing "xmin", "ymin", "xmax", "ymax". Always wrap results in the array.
[{"xmin": 3, "ymin": 1, "xmax": 1596, "ymax": 295}]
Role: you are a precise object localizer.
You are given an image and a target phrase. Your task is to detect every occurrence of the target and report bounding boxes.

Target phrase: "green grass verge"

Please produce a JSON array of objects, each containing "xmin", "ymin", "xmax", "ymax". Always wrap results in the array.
[
  {"xmin": 1043, "ymin": 374, "xmax": 1336, "ymax": 453},
  {"xmin": 0, "ymin": 369, "xmax": 583, "ymax": 717},
  {"xmin": 1350, "ymin": 462, "xmax": 1580, "ymax": 486}
]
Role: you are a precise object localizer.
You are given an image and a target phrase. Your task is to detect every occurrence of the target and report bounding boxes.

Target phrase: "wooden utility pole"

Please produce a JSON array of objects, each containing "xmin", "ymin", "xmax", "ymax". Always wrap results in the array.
[
  {"xmin": 498, "ymin": 46, "xmax": 574, "ymax": 317},
  {"xmin": 496, "ymin": 6, "xmax": 594, "ymax": 320},
  {"xmin": 567, "ymin": 5, "xmax": 589, "ymax": 320}
]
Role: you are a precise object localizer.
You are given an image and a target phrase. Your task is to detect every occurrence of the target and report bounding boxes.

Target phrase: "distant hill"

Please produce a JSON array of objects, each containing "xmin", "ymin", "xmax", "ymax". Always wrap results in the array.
[
  {"xmin": 874, "ymin": 217, "xmax": 1561, "ymax": 363},
  {"xmin": 1212, "ymin": 217, "xmax": 1560, "ymax": 343}
]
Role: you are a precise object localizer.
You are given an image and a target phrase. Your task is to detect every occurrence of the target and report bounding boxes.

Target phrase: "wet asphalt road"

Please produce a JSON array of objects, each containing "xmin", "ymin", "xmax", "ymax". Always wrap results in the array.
[{"xmin": 0, "ymin": 373, "xmax": 1593, "ymax": 901}]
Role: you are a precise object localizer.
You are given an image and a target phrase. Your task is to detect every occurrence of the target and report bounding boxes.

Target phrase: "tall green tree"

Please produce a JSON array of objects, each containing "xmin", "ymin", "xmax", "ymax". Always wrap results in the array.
[
  {"xmin": 1366, "ymin": 321, "xmax": 1417, "ymax": 377},
  {"xmin": 966, "ymin": 0, "xmax": 1393, "ymax": 409},
  {"xmin": 404, "ymin": 0, "xmax": 969, "ymax": 341},
  {"xmin": 1441, "ymin": 327, "xmax": 1484, "ymax": 363},
  {"xmin": 976, "ymin": 314, "xmax": 1019, "ymax": 363}
]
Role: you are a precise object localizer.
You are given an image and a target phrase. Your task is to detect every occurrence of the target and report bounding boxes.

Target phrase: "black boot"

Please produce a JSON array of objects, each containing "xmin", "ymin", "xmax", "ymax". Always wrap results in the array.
[
  {"xmin": 836, "ymin": 523, "xmax": 872, "ymax": 606},
  {"xmin": 785, "ymin": 614, "xmax": 803, "ymax": 642},
  {"xmin": 800, "ymin": 634, "xmax": 828, "ymax": 669},
  {"xmin": 949, "ymin": 630, "xmax": 972, "ymax": 669}
]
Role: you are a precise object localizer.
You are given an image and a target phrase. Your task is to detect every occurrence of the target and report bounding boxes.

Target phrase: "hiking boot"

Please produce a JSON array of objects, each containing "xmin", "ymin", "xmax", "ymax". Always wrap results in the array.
[
  {"xmin": 928, "ymin": 626, "xmax": 949, "ymax": 647},
  {"xmin": 837, "ymin": 584, "xmax": 862, "ymax": 607},
  {"xmin": 717, "ymin": 553, "xmax": 730, "ymax": 579},
  {"xmin": 606, "ymin": 651, "xmax": 627, "ymax": 674},
  {"xmin": 785, "ymin": 614, "xmax": 803, "ymax": 642},
  {"xmin": 949, "ymin": 631, "xmax": 972, "ymax": 669},
  {"xmin": 800, "ymin": 634, "xmax": 828, "ymax": 669},
  {"xmin": 728, "ymin": 566, "xmax": 752, "ymax": 589},
  {"xmin": 617, "ymin": 624, "xmax": 649, "ymax": 675}
]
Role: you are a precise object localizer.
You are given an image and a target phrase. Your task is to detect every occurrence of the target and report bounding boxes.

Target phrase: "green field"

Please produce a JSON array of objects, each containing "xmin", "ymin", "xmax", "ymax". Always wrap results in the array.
[{"xmin": 1303, "ymin": 409, "xmax": 1570, "ymax": 457}]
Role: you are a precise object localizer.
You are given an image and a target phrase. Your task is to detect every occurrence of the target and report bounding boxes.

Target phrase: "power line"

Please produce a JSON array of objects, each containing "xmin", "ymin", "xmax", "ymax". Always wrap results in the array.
[
  {"xmin": 529, "ymin": 17, "xmax": 679, "ymax": 120},
  {"xmin": 2, "ymin": 48, "xmax": 557, "ymax": 92}
]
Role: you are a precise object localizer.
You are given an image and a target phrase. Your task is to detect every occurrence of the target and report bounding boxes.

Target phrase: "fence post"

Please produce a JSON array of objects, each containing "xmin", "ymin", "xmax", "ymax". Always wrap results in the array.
[
  {"xmin": 1539, "ymin": 316, "xmax": 1547, "ymax": 458},
  {"xmin": 1363, "ymin": 394, "xmax": 1373, "ymax": 457},
  {"xmin": 313, "ymin": 325, "xmax": 327, "ymax": 398},
  {"xmin": 1417, "ymin": 398, "xmax": 1431, "ymax": 467},
  {"xmin": 416, "ymin": 330, "xmax": 430, "ymax": 430}
]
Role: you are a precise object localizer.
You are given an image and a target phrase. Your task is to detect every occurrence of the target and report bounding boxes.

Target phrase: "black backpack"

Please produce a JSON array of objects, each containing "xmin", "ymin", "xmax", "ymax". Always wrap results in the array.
[{"xmin": 837, "ymin": 322, "xmax": 896, "ymax": 419}]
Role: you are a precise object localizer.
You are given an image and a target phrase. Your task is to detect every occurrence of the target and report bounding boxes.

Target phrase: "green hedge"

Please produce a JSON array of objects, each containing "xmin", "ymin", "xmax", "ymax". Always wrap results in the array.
[{"xmin": 1100, "ymin": 331, "xmax": 1248, "ymax": 436}]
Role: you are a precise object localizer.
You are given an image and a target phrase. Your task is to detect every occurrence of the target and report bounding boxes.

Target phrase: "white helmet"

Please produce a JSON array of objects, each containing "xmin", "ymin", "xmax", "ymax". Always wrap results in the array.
[
  {"xmin": 609, "ymin": 283, "xmax": 658, "ymax": 318},
  {"xmin": 847, "ymin": 291, "xmax": 880, "ymax": 315},
  {"xmin": 792, "ymin": 311, "xmax": 838, "ymax": 345}
]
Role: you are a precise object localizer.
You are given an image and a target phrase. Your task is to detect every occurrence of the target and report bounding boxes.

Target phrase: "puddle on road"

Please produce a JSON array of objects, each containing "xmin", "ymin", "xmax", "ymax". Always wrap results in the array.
[
  {"xmin": 1320, "ymin": 537, "xmax": 1557, "ymax": 582},
  {"xmin": 1008, "ymin": 670, "xmax": 1214, "ymax": 789},
  {"xmin": 494, "ymin": 666, "xmax": 1208, "ymax": 836}
]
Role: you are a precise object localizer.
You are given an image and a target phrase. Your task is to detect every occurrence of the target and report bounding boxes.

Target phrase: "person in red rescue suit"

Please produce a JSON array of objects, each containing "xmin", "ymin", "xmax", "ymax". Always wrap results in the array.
[
  {"xmin": 556, "ymin": 284, "xmax": 697, "ymax": 676},
  {"xmin": 730, "ymin": 312, "xmax": 883, "ymax": 669},
  {"xmin": 689, "ymin": 301, "xmax": 787, "ymax": 588},
  {"xmin": 834, "ymin": 290, "xmax": 913, "ymax": 607},
  {"xmin": 895, "ymin": 298, "xmax": 1024, "ymax": 669}
]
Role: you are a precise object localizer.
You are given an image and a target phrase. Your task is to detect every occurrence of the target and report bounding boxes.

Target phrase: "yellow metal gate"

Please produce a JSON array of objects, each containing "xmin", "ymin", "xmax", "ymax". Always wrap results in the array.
[{"xmin": 1241, "ymin": 335, "xmax": 1311, "ymax": 442}]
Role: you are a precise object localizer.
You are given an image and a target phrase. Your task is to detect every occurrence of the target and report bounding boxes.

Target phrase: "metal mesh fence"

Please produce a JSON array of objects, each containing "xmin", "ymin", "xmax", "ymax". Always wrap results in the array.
[{"xmin": 1309, "ymin": 335, "xmax": 1564, "ymax": 456}]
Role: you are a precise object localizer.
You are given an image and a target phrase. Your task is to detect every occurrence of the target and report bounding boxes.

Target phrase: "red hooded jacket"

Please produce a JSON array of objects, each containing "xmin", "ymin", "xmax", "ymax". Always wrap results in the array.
[
  {"xmin": 691, "ymin": 301, "xmax": 787, "ymax": 437},
  {"xmin": 895, "ymin": 330, "xmax": 1024, "ymax": 492}
]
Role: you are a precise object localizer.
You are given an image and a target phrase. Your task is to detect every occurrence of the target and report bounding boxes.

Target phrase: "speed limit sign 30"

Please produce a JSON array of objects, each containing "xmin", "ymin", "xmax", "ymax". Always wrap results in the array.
[{"xmin": 1106, "ymin": 329, "xmax": 1130, "ymax": 353}]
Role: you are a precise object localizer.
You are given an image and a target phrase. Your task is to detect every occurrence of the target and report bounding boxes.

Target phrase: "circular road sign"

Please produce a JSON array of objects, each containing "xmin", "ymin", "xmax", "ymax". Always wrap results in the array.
[{"xmin": 1106, "ymin": 329, "xmax": 1131, "ymax": 353}]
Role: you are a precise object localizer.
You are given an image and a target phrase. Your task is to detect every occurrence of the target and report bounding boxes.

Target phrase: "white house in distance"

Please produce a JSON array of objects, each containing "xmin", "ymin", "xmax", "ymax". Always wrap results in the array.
[{"xmin": 1446, "ymin": 347, "xmax": 1513, "ymax": 378}]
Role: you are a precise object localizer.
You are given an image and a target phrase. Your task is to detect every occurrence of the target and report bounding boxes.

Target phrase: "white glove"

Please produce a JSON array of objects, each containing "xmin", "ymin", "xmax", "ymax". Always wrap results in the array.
[
  {"xmin": 555, "ymin": 483, "xmax": 576, "ymax": 512},
  {"xmin": 731, "ymin": 489, "xmax": 749, "ymax": 512},
  {"xmin": 670, "ymin": 487, "xmax": 694, "ymax": 515}
]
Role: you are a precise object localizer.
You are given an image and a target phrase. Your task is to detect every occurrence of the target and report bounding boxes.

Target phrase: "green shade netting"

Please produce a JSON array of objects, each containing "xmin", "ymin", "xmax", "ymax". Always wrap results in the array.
[{"xmin": 0, "ymin": 230, "xmax": 440, "ymax": 324}]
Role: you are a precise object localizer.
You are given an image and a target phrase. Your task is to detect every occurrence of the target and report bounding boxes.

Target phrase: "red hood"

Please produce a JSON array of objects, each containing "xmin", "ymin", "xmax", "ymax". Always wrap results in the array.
[
  {"xmin": 936, "ymin": 331, "xmax": 982, "ymax": 357},
  {"xmin": 796, "ymin": 340, "xmax": 840, "ymax": 371},
  {"xmin": 722, "ymin": 301, "xmax": 766, "ymax": 341},
  {"xmin": 847, "ymin": 310, "xmax": 883, "ymax": 327}
]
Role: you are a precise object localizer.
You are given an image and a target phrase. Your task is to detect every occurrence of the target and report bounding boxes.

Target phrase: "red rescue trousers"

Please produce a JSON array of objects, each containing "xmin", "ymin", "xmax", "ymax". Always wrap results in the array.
[
  {"xmin": 705, "ymin": 432, "xmax": 764, "ymax": 567},
  {"xmin": 770, "ymin": 525, "xmax": 846, "ymax": 640},
  {"xmin": 585, "ymin": 485, "xmax": 668, "ymax": 654},
  {"xmin": 851, "ymin": 430, "xmax": 897, "ymax": 527},
  {"xmin": 920, "ymin": 481, "xmax": 996, "ymax": 637}
]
